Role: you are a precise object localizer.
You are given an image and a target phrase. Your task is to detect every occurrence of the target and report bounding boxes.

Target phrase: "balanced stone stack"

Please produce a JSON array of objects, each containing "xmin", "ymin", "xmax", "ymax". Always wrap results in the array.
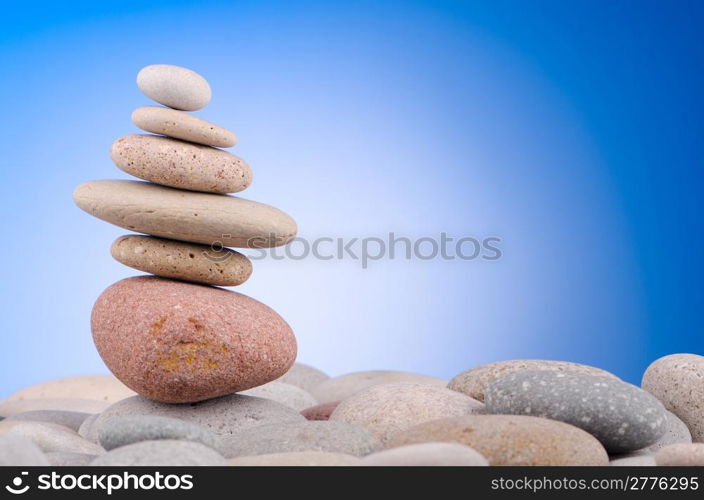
[{"xmin": 73, "ymin": 64, "xmax": 298, "ymax": 403}]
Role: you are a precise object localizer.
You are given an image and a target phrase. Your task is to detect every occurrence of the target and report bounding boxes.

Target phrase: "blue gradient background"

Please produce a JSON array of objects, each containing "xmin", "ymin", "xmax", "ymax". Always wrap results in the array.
[{"xmin": 1, "ymin": 0, "xmax": 702, "ymax": 396}]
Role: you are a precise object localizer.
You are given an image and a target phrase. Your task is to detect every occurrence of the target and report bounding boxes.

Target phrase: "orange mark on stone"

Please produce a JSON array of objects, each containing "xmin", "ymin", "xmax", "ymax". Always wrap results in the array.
[
  {"xmin": 156, "ymin": 339, "xmax": 225, "ymax": 374},
  {"xmin": 187, "ymin": 317, "xmax": 205, "ymax": 332},
  {"xmin": 149, "ymin": 316, "xmax": 168, "ymax": 335}
]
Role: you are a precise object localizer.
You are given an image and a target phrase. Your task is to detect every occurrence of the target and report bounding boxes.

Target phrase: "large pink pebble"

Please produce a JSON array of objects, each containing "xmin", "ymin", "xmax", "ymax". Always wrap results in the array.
[{"xmin": 91, "ymin": 276, "xmax": 297, "ymax": 403}]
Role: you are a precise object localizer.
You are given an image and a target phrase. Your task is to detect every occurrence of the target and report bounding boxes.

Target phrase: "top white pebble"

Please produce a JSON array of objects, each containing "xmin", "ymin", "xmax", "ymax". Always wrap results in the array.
[{"xmin": 136, "ymin": 64, "xmax": 212, "ymax": 111}]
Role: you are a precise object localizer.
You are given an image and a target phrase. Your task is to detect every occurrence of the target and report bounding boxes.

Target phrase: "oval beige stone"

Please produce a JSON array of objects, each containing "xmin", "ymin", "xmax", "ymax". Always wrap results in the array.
[
  {"xmin": 655, "ymin": 443, "xmax": 704, "ymax": 466},
  {"xmin": 132, "ymin": 107, "xmax": 237, "ymax": 148},
  {"xmin": 362, "ymin": 442, "xmax": 489, "ymax": 466},
  {"xmin": 73, "ymin": 180, "xmax": 296, "ymax": 248},
  {"xmin": 388, "ymin": 415, "xmax": 609, "ymax": 466},
  {"xmin": 5, "ymin": 375, "xmax": 135, "ymax": 403},
  {"xmin": 111, "ymin": 235, "xmax": 252, "ymax": 286},
  {"xmin": 312, "ymin": 371, "xmax": 447, "ymax": 404},
  {"xmin": 448, "ymin": 359, "xmax": 618, "ymax": 402},
  {"xmin": 641, "ymin": 353, "xmax": 704, "ymax": 441},
  {"xmin": 227, "ymin": 451, "xmax": 361, "ymax": 466},
  {"xmin": 111, "ymin": 134, "xmax": 250, "ymax": 194},
  {"xmin": 137, "ymin": 64, "xmax": 211, "ymax": 111},
  {"xmin": 0, "ymin": 421, "xmax": 103, "ymax": 455},
  {"xmin": 0, "ymin": 399, "xmax": 110, "ymax": 417}
]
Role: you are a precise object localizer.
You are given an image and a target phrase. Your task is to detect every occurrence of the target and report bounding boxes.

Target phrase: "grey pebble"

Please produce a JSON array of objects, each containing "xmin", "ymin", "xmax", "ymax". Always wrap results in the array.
[
  {"xmin": 0, "ymin": 421, "xmax": 103, "ymax": 455},
  {"xmin": 485, "ymin": 370, "xmax": 667, "ymax": 453},
  {"xmin": 90, "ymin": 440, "xmax": 225, "ymax": 466},
  {"xmin": 0, "ymin": 435, "xmax": 49, "ymax": 465},
  {"xmin": 276, "ymin": 363, "xmax": 330, "ymax": 393},
  {"xmin": 6, "ymin": 410, "xmax": 91, "ymax": 432},
  {"xmin": 45, "ymin": 452, "xmax": 96, "ymax": 466},
  {"xmin": 240, "ymin": 382, "xmax": 317, "ymax": 411},
  {"xmin": 98, "ymin": 415, "xmax": 219, "ymax": 451}
]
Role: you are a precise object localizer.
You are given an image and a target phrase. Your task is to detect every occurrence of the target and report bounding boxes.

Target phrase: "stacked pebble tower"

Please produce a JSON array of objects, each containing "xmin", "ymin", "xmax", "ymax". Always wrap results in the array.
[{"xmin": 73, "ymin": 64, "xmax": 298, "ymax": 403}]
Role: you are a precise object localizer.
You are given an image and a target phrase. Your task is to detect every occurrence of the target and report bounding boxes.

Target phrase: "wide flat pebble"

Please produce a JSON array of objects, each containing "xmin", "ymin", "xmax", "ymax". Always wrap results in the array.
[
  {"xmin": 111, "ymin": 134, "xmax": 251, "ymax": 194},
  {"xmin": 0, "ymin": 421, "xmax": 103, "ymax": 455},
  {"xmin": 137, "ymin": 65, "xmax": 211, "ymax": 111},
  {"xmin": 610, "ymin": 454, "xmax": 656, "ymax": 466},
  {"xmin": 6, "ymin": 410, "xmax": 90, "ymax": 432},
  {"xmin": 5, "ymin": 375, "xmax": 135, "ymax": 403},
  {"xmin": 74, "ymin": 180, "xmax": 297, "ymax": 248},
  {"xmin": 362, "ymin": 442, "xmax": 489, "ymax": 466},
  {"xmin": 312, "ymin": 371, "xmax": 447, "ymax": 403},
  {"xmin": 132, "ymin": 106, "xmax": 236, "ymax": 148},
  {"xmin": 91, "ymin": 276, "xmax": 297, "ymax": 403},
  {"xmin": 98, "ymin": 415, "xmax": 219, "ymax": 451},
  {"xmin": 0, "ymin": 435, "xmax": 49, "ymax": 465},
  {"xmin": 655, "ymin": 443, "xmax": 704, "ymax": 466},
  {"xmin": 642, "ymin": 353, "xmax": 704, "ymax": 441},
  {"xmin": 301, "ymin": 401, "xmax": 341, "ymax": 421},
  {"xmin": 85, "ymin": 394, "xmax": 304, "ymax": 443},
  {"xmin": 0, "ymin": 399, "xmax": 109, "ymax": 417},
  {"xmin": 111, "ymin": 235, "xmax": 252, "ymax": 286},
  {"xmin": 227, "ymin": 451, "xmax": 361, "ymax": 466},
  {"xmin": 240, "ymin": 382, "xmax": 317, "ymax": 412},
  {"xmin": 448, "ymin": 359, "xmax": 617, "ymax": 402},
  {"xmin": 277, "ymin": 363, "xmax": 330, "ymax": 393},
  {"xmin": 330, "ymin": 383, "xmax": 484, "ymax": 444},
  {"xmin": 91, "ymin": 440, "xmax": 224, "ymax": 466},
  {"xmin": 46, "ymin": 452, "xmax": 96, "ymax": 466},
  {"xmin": 221, "ymin": 421, "xmax": 382, "ymax": 458},
  {"xmin": 388, "ymin": 415, "xmax": 609, "ymax": 466},
  {"xmin": 485, "ymin": 370, "xmax": 666, "ymax": 453}
]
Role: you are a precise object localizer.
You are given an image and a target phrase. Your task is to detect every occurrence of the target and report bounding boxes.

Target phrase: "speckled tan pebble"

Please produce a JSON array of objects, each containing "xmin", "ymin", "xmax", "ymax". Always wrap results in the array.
[
  {"xmin": 111, "ymin": 134, "xmax": 250, "ymax": 193},
  {"xmin": 137, "ymin": 64, "xmax": 211, "ymax": 111},
  {"xmin": 132, "ymin": 107, "xmax": 237, "ymax": 148},
  {"xmin": 655, "ymin": 443, "xmax": 704, "ymax": 466},
  {"xmin": 111, "ymin": 235, "xmax": 252, "ymax": 286},
  {"xmin": 73, "ymin": 180, "xmax": 296, "ymax": 248},
  {"xmin": 388, "ymin": 415, "xmax": 609, "ymax": 466},
  {"xmin": 91, "ymin": 276, "xmax": 297, "ymax": 403}
]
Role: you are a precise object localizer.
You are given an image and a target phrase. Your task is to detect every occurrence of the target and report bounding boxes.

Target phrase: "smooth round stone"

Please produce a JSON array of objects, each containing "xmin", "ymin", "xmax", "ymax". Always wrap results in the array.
[
  {"xmin": 0, "ymin": 435, "xmax": 49, "ymax": 465},
  {"xmin": 46, "ymin": 452, "xmax": 96, "ymax": 466},
  {"xmin": 0, "ymin": 398, "xmax": 109, "ymax": 417},
  {"xmin": 0, "ymin": 421, "xmax": 103, "ymax": 455},
  {"xmin": 91, "ymin": 440, "xmax": 224, "ymax": 466},
  {"xmin": 137, "ymin": 65, "xmax": 211, "ymax": 111},
  {"xmin": 388, "ymin": 415, "xmax": 609, "ymax": 466},
  {"xmin": 6, "ymin": 410, "xmax": 90, "ymax": 432},
  {"xmin": 221, "ymin": 421, "xmax": 382, "ymax": 458},
  {"xmin": 227, "ymin": 451, "xmax": 361, "ymax": 466},
  {"xmin": 240, "ymin": 382, "xmax": 317, "ymax": 412},
  {"xmin": 276, "ymin": 363, "xmax": 330, "ymax": 393},
  {"xmin": 5, "ymin": 375, "xmax": 135, "ymax": 403},
  {"xmin": 642, "ymin": 353, "xmax": 704, "ymax": 441},
  {"xmin": 98, "ymin": 415, "xmax": 220, "ymax": 451},
  {"xmin": 85, "ymin": 394, "xmax": 304, "ymax": 444},
  {"xmin": 329, "ymin": 383, "xmax": 484, "ymax": 444},
  {"xmin": 362, "ymin": 443, "xmax": 489, "ymax": 466},
  {"xmin": 635, "ymin": 410, "xmax": 692, "ymax": 454},
  {"xmin": 111, "ymin": 235, "xmax": 252, "ymax": 286},
  {"xmin": 312, "ymin": 371, "xmax": 447, "ymax": 404},
  {"xmin": 655, "ymin": 443, "xmax": 704, "ymax": 466},
  {"xmin": 91, "ymin": 276, "xmax": 297, "ymax": 403},
  {"xmin": 73, "ymin": 180, "xmax": 296, "ymax": 248},
  {"xmin": 610, "ymin": 454, "xmax": 656, "ymax": 466},
  {"xmin": 111, "ymin": 134, "xmax": 251, "ymax": 194},
  {"xmin": 448, "ymin": 359, "xmax": 617, "ymax": 402},
  {"xmin": 301, "ymin": 401, "xmax": 341, "ymax": 421},
  {"xmin": 485, "ymin": 370, "xmax": 666, "ymax": 453},
  {"xmin": 132, "ymin": 106, "xmax": 236, "ymax": 148}
]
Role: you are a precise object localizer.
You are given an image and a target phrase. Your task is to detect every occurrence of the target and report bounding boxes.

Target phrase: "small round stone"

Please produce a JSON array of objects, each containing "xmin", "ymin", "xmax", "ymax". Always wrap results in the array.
[
  {"xmin": 642, "ymin": 353, "xmax": 704, "ymax": 441},
  {"xmin": 610, "ymin": 454, "xmax": 656, "ymax": 466},
  {"xmin": 277, "ymin": 363, "xmax": 330, "ymax": 393},
  {"xmin": 301, "ymin": 401, "xmax": 341, "ymax": 421},
  {"xmin": 5, "ymin": 375, "xmax": 135, "ymax": 403},
  {"xmin": 132, "ymin": 106, "xmax": 237, "ymax": 148},
  {"xmin": 111, "ymin": 235, "xmax": 252, "ymax": 286},
  {"xmin": 137, "ymin": 65, "xmax": 212, "ymax": 111},
  {"xmin": 388, "ymin": 415, "xmax": 608, "ymax": 466},
  {"xmin": 227, "ymin": 451, "xmax": 361, "ymax": 466},
  {"xmin": 111, "ymin": 134, "xmax": 251, "ymax": 194},
  {"xmin": 91, "ymin": 440, "xmax": 224, "ymax": 466},
  {"xmin": 86, "ymin": 394, "xmax": 304, "ymax": 443},
  {"xmin": 485, "ymin": 370, "xmax": 667, "ymax": 453},
  {"xmin": 240, "ymin": 382, "xmax": 317, "ymax": 412},
  {"xmin": 655, "ymin": 443, "xmax": 704, "ymax": 466},
  {"xmin": 448, "ymin": 359, "xmax": 618, "ymax": 402},
  {"xmin": 362, "ymin": 443, "xmax": 489, "ymax": 466},
  {"xmin": 0, "ymin": 435, "xmax": 49, "ymax": 466},
  {"xmin": 0, "ymin": 421, "xmax": 103, "ymax": 455},
  {"xmin": 0, "ymin": 399, "xmax": 109, "ymax": 417},
  {"xmin": 220, "ymin": 421, "xmax": 382, "ymax": 458},
  {"xmin": 312, "ymin": 371, "xmax": 447, "ymax": 403},
  {"xmin": 46, "ymin": 452, "xmax": 96, "ymax": 466},
  {"xmin": 6, "ymin": 410, "xmax": 90, "ymax": 432},
  {"xmin": 98, "ymin": 416, "xmax": 220, "ymax": 451},
  {"xmin": 91, "ymin": 276, "xmax": 297, "ymax": 403},
  {"xmin": 329, "ymin": 383, "xmax": 484, "ymax": 444}
]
